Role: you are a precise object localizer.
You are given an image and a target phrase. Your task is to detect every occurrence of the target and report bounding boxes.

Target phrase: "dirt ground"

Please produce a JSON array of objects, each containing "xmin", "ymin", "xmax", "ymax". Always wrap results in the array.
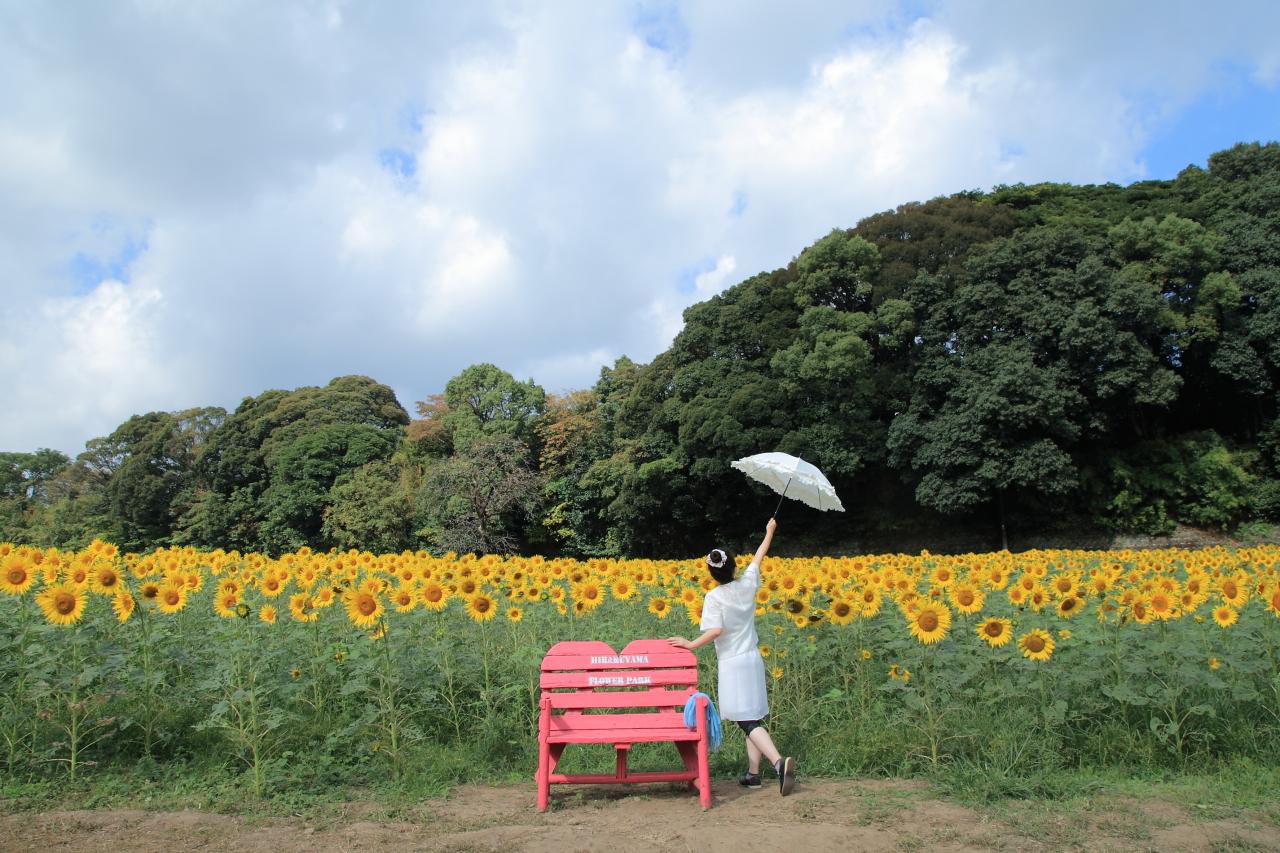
[{"xmin": 3, "ymin": 778, "xmax": 1279, "ymax": 853}]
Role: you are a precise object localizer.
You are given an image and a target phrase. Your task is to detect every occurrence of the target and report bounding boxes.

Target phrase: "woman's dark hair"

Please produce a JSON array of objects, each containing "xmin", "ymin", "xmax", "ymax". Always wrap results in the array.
[{"xmin": 706, "ymin": 548, "xmax": 735, "ymax": 584}]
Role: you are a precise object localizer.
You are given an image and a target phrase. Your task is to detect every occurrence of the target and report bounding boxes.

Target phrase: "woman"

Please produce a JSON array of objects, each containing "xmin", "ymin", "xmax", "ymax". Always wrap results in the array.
[{"xmin": 668, "ymin": 517, "xmax": 796, "ymax": 795}]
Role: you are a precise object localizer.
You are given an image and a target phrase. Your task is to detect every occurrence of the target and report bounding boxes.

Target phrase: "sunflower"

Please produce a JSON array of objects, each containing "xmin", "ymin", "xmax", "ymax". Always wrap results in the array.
[
  {"xmin": 83, "ymin": 560, "xmax": 122, "ymax": 594},
  {"xmin": 465, "ymin": 593, "xmax": 497, "ymax": 622},
  {"xmin": 686, "ymin": 596, "xmax": 706, "ymax": 625},
  {"xmin": 112, "ymin": 590, "xmax": 136, "ymax": 623},
  {"xmin": 390, "ymin": 584, "xmax": 417, "ymax": 613},
  {"xmin": 976, "ymin": 617, "xmax": 1013, "ymax": 648},
  {"xmin": 1212, "ymin": 605, "xmax": 1238, "ymax": 628},
  {"xmin": 1129, "ymin": 598, "xmax": 1154, "ymax": 625},
  {"xmin": 420, "ymin": 581, "xmax": 448, "ymax": 611},
  {"xmin": 888, "ymin": 664, "xmax": 911, "ymax": 683},
  {"xmin": 1018, "ymin": 629, "xmax": 1055, "ymax": 662},
  {"xmin": 156, "ymin": 583, "xmax": 188, "ymax": 614},
  {"xmin": 1055, "ymin": 595, "xmax": 1084, "ymax": 619},
  {"xmin": 259, "ymin": 572, "xmax": 287, "ymax": 599},
  {"xmin": 290, "ymin": 592, "xmax": 319, "ymax": 622},
  {"xmin": 929, "ymin": 565, "xmax": 955, "ymax": 587},
  {"xmin": 828, "ymin": 598, "xmax": 856, "ymax": 626},
  {"xmin": 1148, "ymin": 591, "xmax": 1176, "ymax": 620},
  {"xmin": 260, "ymin": 604, "xmax": 277, "ymax": 624},
  {"xmin": 1050, "ymin": 574, "xmax": 1076, "ymax": 598},
  {"xmin": 345, "ymin": 590, "xmax": 383, "ymax": 629},
  {"xmin": 948, "ymin": 583, "xmax": 984, "ymax": 615},
  {"xmin": 36, "ymin": 582, "xmax": 86, "ymax": 626},
  {"xmin": 1219, "ymin": 575, "xmax": 1249, "ymax": 608},
  {"xmin": 506, "ymin": 606, "xmax": 524, "ymax": 623},
  {"xmin": 858, "ymin": 587, "xmax": 883, "ymax": 617},
  {"xmin": 573, "ymin": 582, "xmax": 604, "ymax": 611},
  {"xmin": 647, "ymin": 597, "xmax": 671, "ymax": 618},
  {"xmin": 770, "ymin": 666, "xmax": 785, "ymax": 680},
  {"xmin": 611, "ymin": 578, "xmax": 636, "ymax": 600},
  {"xmin": 0, "ymin": 555, "xmax": 35, "ymax": 596},
  {"xmin": 908, "ymin": 602, "xmax": 951, "ymax": 645},
  {"xmin": 213, "ymin": 590, "xmax": 241, "ymax": 618},
  {"xmin": 1027, "ymin": 586, "xmax": 1048, "ymax": 612}
]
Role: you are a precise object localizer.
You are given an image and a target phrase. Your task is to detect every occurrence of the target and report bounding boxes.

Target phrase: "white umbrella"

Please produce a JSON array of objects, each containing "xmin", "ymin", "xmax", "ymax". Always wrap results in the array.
[{"xmin": 730, "ymin": 452, "xmax": 845, "ymax": 515}]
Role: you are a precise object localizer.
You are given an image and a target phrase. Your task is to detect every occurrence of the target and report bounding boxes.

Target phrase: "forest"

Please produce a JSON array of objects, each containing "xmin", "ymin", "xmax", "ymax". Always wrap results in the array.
[{"xmin": 3, "ymin": 142, "xmax": 1278, "ymax": 558}]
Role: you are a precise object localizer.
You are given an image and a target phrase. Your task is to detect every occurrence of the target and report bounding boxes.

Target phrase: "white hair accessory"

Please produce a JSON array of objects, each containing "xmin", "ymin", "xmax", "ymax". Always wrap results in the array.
[{"xmin": 707, "ymin": 549, "xmax": 727, "ymax": 569}]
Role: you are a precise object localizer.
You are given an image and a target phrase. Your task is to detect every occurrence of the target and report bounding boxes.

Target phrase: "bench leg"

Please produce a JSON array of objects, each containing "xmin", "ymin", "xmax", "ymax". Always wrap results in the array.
[
  {"xmin": 696, "ymin": 696, "xmax": 711, "ymax": 809},
  {"xmin": 676, "ymin": 741, "xmax": 697, "ymax": 790},
  {"xmin": 615, "ymin": 744, "xmax": 630, "ymax": 780},
  {"xmin": 537, "ymin": 741, "xmax": 551, "ymax": 812},
  {"xmin": 537, "ymin": 701, "xmax": 551, "ymax": 812}
]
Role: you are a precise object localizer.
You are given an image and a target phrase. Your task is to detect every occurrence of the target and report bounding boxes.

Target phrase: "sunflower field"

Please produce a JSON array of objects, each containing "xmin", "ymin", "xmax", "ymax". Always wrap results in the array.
[{"xmin": 3, "ymin": 540, "xmax": 1280, "ymax": 799}]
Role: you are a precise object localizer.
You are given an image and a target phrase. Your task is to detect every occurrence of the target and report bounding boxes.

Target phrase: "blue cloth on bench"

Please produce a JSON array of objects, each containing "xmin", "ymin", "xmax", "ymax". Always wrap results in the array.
[{"xmin": 682, "ymin": 691, "xmax": 722, "ymax": 751}]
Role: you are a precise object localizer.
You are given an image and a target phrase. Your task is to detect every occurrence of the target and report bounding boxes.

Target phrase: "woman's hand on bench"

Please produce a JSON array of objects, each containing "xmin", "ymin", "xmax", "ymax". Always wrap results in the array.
[{"xmin": 667, "ymin": 628, "xmax": 721, "ymax": 651}]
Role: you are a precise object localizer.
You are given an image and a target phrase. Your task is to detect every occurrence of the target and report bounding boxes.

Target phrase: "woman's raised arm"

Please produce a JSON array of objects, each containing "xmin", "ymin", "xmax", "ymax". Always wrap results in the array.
[{"xmin": 753, "ymin": 517, "xmax": 778, "ymax": 568}]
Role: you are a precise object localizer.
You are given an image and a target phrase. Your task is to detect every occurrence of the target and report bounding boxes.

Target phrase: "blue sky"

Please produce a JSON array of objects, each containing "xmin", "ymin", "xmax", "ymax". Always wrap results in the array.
[
  {"xmin": 1, "ymin": 0, "xmax": 1278, "ymax": 455},
  {"xmin": 1143, "ymin": 70, "xmax": 1280, "ymax": 178}
]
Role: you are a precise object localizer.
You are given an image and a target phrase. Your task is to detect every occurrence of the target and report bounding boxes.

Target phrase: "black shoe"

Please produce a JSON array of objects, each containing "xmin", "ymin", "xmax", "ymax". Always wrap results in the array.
[
  {"xmin": 778, "ymin": 757, "xmax": 795, "ymax": 796},
  {"xmin": 738, "ymin": 772, "xmax": 762, "ymax": 788}
]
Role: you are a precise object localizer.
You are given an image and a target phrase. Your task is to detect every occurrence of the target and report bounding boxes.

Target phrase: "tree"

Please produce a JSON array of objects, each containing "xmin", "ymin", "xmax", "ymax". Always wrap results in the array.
[
  {"xmin": 889, "ymin": 223, "xmax": 1182, "ymax": 547},
  {"xmin": 0, "ymin": 449, "xmax": 71, "ymax": 543},
  {"xmin": 416, "ymin": 434, "xmax": 542, "ymax": 554},
  {"xmin": 441, "ymin": 364, "xmax": 546, "ymax": 452},
  {"xmin": 321, "ymin": 460, "xmax": 416, "ymax": 553},
  {"xmin": 185, "ymin": 376, "xmax": 408, "ymax": 553}
]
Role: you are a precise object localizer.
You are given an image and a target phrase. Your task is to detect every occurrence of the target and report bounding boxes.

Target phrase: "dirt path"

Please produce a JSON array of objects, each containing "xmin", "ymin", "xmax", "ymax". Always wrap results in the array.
[{"xmin": 4, "ymin": 778, "xmax": 1279, "ymax": 853}]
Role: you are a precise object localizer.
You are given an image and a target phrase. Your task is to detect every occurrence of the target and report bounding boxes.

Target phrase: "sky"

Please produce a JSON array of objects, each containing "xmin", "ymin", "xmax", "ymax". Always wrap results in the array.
[{"xmin": 2, "ymin": 1, "xmax": 1279, "ymax": 457}]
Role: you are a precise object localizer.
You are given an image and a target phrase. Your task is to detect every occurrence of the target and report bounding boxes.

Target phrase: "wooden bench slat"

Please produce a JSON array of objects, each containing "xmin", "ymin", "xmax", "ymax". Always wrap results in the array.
[
  {"xmin": 540, "ymin": 670, "xmax": 697, "ymax": 689},
  {"xmin": 548, "ymin": 728, "xmax": 702, "ymax": 744},
  {"xmin": 541, "ymin": 652, "xmax": 696, "ymax": 671},
  {"xmin": 546, "ymin": 688, "xmax": 694, "ymax": 710},
  {"xmin": 549, "ymin": 711, "xmax": 689, "ymax": 731}
]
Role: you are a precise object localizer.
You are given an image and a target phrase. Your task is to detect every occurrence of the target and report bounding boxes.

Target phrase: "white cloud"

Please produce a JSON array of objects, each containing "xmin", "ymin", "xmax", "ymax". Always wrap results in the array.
[
  {"xmin": 1, "ymin": 0, "xmax": 1278, "ymax": 454},
  {"xmin": 1, "ymin": 280, "xmax": 172, "ymax": 451}
]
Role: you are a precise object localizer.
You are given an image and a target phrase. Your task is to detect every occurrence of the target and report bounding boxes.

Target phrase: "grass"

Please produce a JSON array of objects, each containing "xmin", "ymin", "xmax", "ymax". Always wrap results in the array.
[
  {"xmin": 0, "ymin": 738, "xmax": 519, "ymax": 821},
  {"xmin": 955, "ymin": 759, "xmax": 1280, "ymax": 851},
  {"xmin": 7, "ymin": 760, "xmax": 1280, "ymax": 853}
]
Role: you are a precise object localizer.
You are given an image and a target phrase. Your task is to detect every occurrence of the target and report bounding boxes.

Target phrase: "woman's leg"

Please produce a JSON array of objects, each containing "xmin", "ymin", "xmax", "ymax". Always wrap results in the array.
[
  {"xmin": 747, "ymin": 726, "xmax": 782, "ymax": 769},
  {"xmin": 745, "ymin": 731, "xmax": 763, "ymax": 774}
]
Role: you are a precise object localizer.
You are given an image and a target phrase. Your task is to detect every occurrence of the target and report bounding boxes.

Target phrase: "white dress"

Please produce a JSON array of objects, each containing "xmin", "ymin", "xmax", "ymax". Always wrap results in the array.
[{"xmin": 700, "ymin": 559, "xmax": 768, "ymax": 721}]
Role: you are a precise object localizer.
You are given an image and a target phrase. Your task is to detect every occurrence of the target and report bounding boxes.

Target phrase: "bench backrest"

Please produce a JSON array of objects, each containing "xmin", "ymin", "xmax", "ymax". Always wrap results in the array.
[{"xmin": 540, "ymin": 639, "xmax": 698, "ymax": 713}]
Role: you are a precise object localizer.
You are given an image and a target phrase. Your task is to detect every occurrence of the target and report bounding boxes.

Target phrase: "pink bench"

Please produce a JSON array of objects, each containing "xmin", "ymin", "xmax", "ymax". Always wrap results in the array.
[{"xmin": 536, "ymin": 639, "xmax": 712, "ymax": 811}]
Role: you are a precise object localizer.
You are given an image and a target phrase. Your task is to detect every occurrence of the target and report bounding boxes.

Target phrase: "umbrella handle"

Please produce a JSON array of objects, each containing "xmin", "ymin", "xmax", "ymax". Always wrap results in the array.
[{"xmin": 773, "ymin": 477, "xmax": 792, "ymax": 519}]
